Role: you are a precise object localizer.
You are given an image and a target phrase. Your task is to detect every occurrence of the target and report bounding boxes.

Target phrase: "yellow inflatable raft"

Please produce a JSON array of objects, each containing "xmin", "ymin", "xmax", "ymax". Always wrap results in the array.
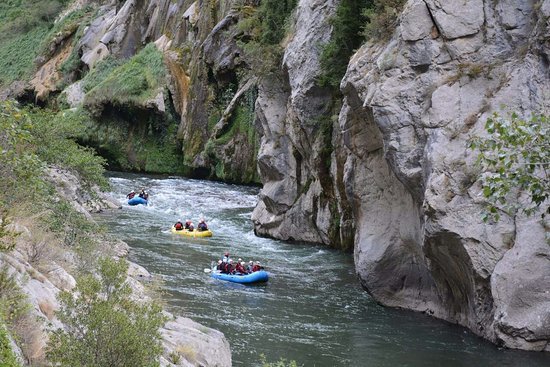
[{"xmin": 170, "ymin": 227, "xmax": 213, "ymax": 237}]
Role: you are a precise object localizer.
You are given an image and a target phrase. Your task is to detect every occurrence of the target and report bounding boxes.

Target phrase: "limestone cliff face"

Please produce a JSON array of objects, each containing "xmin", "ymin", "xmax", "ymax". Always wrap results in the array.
[
  {"xmin": 28, "ymin": 0, "xmax": 259, "ymax": 182},
  {"xmin": 252, "ymin": 0, "xmax": 550, "ymax": 352},
  {"xmin": 13, "ymin": 0, "xmax": 550, "ymax": 353},
  {"xmin": 252, "ymin": 0, "xmax": 355, "ymax": 250}
]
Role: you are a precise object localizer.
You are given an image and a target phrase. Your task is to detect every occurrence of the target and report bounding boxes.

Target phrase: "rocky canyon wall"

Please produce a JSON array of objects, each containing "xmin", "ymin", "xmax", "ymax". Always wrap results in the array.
[
  {"xmin": 252, "ymin": 0, "xmax": 550, "ymax": 352},
  {"xmin": 7, "ymin": 0, "xmax": 549, "ymax": 352}
]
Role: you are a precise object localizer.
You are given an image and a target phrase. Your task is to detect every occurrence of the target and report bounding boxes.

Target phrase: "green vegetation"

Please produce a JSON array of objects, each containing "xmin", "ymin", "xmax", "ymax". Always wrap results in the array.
[
  {"xmin": 47, "ymin": 257, "xmax": 165, "ymax": 367},
  {"xmin": 205, "ymin": 87, "xmax": 259, "ymax": 183},
  {"xmin": 236, "ymin": 0, "xmax": 297, "ymax": 76},
  {"xmin": 27, "ymin": 108, "xmax": 109, "ymax": 189},
  {"xmin": 0, "ymin": 0, "xmax": 72, "ymax": 87},
  {"xmin": 362, "ymin": 0, "xmax": 407, "ymax": 40},
  {"xmin": 318, "ymin": 0, "xmax": 406, "ymax": 89},
  {"xmin": 0, "ymin": 268, "xmax": 29, "ymax": 367},
  {"xmin": 0, "ymin": 0, "xmax": 70, "ymax": 35},
  {"xmin": 318, "ymin": 0, "xmax": 371, "ymax": 89},
  {"xmin": 0, "ymin": 100, "xmax": 108, "ymax": 237},
  {"xmin": 81, "ymin": 56, "xmax": 125, "ymax": 93},
  {"xmin": 0, "ymin": 323, "xmax": 20, "ymax": 367},
  {"xmin": 469, "ymin": 112, "xmax": 549, "ymax": 220},
  {"xmin": 0, "ymin": 27, "xmax": 50, "ymax": 87},
  {"xmin": 260, "ymin": 354, "xmax": 300, "ymax": 367},
  {"xmin": 84, "ymin": 44, "xmax": 167, "ymax": 110}
]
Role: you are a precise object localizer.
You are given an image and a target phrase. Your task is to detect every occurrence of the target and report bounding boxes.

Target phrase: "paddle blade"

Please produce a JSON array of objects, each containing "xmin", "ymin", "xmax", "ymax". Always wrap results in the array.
[{"xmin": 203, "ymin": 268, "xmax": 211, "ymax": 273}]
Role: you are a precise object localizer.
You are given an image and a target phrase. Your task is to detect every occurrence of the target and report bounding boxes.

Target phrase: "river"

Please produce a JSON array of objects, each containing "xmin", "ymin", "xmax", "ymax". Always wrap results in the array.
[{"xmin": 95, "ymin": 172, "xmax": 550, "ymax": 367}]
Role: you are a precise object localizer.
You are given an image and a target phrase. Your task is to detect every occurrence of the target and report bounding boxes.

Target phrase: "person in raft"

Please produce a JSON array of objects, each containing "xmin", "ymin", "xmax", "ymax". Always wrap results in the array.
[
  {"xmin": 197, "ymin": 218, "xmax": 208, "ymax": 231},
  {"xmin": 138, "ymin": 188, "xmax": 149, "ymax": 200},
  {"xmin": 224, "ymin": 259, "xmax": 235, "ymax": 274},
  {"xmin": 184, "ymin": 220, "xmax": 192, "ymax": 230},
  {"xmin": 235, "ymin": 261, "xmax": 247, "ymax": 274},
  {"xmin": 126, "ymin": 190, "xmax": 136, "ymax": 199},
  {"xmin": 174, "ymin": 219, "xmax": 184, "ymax": 231},
  {"xmin": 252, "ymin": 261, "xmax": 263, "ymax": 272},
  {"xmin": 222, "ymin": 251, "xmax": 230, "ymax": 263}
]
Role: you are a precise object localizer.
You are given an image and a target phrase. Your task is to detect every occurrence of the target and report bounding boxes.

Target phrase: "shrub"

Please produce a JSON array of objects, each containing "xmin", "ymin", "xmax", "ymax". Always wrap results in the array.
[
  {"xmin": 26, "ymin": 107, "xmax": 109, "ymax": 189},
  {"xmin": 235, "ymin": 0, "xmax": 297, "ymax": 76},
  {"xmin": 47, "ymin": 257, "xmax": 165, "ymax": 367},
  {"xmin": 0, "ymin": 0, "xmax": 73, "ymax": 87},
  {"xmin": 317, "ymin": 0, "xmax": 372, "ymax": 89},
  {"xmin": 469, "ymin": 112, "xmax": 549, "ymax": 220},
  {"xmin": 362, "ymin": 0, "xmax": 407, "ymax": 40},
  {"xmin": 260, "ymin": 354, "xmax": 300, "ymax": 367},
  {"xmin": 0, "ymin": 322, "xmax": 21, "ymax": 367},
  {"xmin": 0, "ymin": 101, "xmax": 45, "ymax": 209},
  {"xmin": 84, "ymin": 43, "xmax": 167, "ymax": 109}
]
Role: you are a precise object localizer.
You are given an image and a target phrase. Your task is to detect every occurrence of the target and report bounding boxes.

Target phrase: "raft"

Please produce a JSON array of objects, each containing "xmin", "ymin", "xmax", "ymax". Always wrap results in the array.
[
  {"xmin": 128, "ymin": 196, "xmax": 148, "ymax": 206},
  {"xmin": 211, "ymin": 270, "xmax": 269, "ymax": 284},
  {"xmin": 170, "ymin": 227, "xmax": 213, "ymax": 237}
]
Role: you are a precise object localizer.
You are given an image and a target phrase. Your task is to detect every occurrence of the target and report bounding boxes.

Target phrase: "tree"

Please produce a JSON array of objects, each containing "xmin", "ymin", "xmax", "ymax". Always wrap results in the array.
[
  {"xmin": 47, "ymin": 258, "xmax": 165, "ymax": 367},
  {"xmin": 469, "ymin": 112, "xmax": 549, "ymax": 221}
]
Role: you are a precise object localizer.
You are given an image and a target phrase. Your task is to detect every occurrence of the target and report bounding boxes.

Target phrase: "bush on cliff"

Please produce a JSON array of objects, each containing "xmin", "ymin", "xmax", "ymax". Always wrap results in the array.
[
  {"xmin": 318, "ymin": 0, "xmax": 406, "ymax": 89},
  {"xmin": 0, "ymin": 0, "xmax": 72, "ymax": 87},
  {"xmin": 469, "ymin": 112, "xmax": 549, "ymax": 220},
  {"xmin": 47, "ymin": 257, "xmax": 165, "ymax": 367},
  {"xmin": 0, "ymin": 323, "xmax": 21, "ymax": 367},
  {"xmin": 236, "ymin": 0, "xmax": 297, "ymax": 76},
  {"xmin": 83, "ymin": 44, "xmax": 167, "ymax": 111},
  {"xmin": 318, "ymin": 0, "xmax": 371, "ymax": 89}
]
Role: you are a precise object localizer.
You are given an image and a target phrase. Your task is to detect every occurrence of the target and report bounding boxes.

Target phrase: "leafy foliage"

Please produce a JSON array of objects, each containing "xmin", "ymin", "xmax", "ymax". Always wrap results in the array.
[
  {"xmin": 0, "ymin": 101, "xmax": 108, "ymax": 249},
  {"xmin": 317, "ymin": 0, "xmax": 371, "ymax": 89},
  {"xmin": 235, "ymin": 0, "xmax": 297, "ymax": 76},
  {"xmin": 0, "ymin": 268, "xmax": 29, "ymax": 328},
  {"xmin": 27, "ymin": 108, "xmax": 109, "ymax": 189},
  {"xmin": 84, "ymin": 44, "xmax": 167, "ymax": 109},
  {"xmin": 0, "ymin": 322, "xmax": 21, "ymax": 367},
  {"xmin": 0, "ymin": 266, "xmax": 33, "ymax": 367},
  {"xmin": 0, "ymin": 101, "xmax": 45, "ymax": 210},
  {"xmin": 257, "ymin": 0, "xmax": 297, "ymax": 45},
  {"xmin": 362, "ymin": 0, "xmax": 407, "ymax": 40},
  {"xmin": 469, "ymin": 112, "xmax": 549, "ymax": 220},
  {"xmin": 260, "ymin": 354, "xmax": 300, "ymax": 367},
  {"xmin": 47, "ymin": 257, "xmax": 165, "ymax": 367},
  {"xmin": 0, "ymin": 0, "xmax": 72, "ymax": 87}
]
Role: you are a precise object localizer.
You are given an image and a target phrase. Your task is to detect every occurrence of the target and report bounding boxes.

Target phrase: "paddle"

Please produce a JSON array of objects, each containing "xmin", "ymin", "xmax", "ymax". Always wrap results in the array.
[{"xmin": 204, "ymin": 268, "xmax": 212, "ymax": 273}]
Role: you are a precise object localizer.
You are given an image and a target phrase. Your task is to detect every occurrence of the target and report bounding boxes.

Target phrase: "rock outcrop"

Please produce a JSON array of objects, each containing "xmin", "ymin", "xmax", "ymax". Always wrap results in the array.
[
  {"xmin": 252, "ymin": 0, "xmax": 355, "ymax": 248},
  {"xmin": 1, "ymin": 168, "xmax": 231, "ymax": 366},
  {"xmin": 34, "ymin": 0, "xmax": 260, "ymax": 182},
  {"xmin": 5, "ymin": 0, "xmax": 549, "ymax": 355},
  {"xmin": 251, "ymin": 0, "xmax": 549, "ymax": 352}
]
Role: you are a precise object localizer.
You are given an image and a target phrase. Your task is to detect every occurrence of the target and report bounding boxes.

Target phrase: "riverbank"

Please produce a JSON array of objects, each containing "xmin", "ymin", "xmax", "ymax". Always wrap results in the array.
[
  {"xmin": 1, "ymin": 168, "xmax": 231, "ymax": 366},
  {"xmin": 97, "ymin": 172, "xmax": 550, "ymax": 367}
]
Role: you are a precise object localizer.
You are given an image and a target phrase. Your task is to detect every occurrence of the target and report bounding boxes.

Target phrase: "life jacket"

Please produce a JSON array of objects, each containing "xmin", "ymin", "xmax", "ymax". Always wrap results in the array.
[
  {"xmin": 184, "ymin": 222, "xmax": 191, "ymax": 229},
  {"xmin": 235, "ymin": 264, "xmax": 246, "ymax": 274},
  {"xmin": 174, "ymin": 222, "xmax": 183, "ymax": 230},
  {"xmin": 198, "ymin": 222, "xmax": 207, "ymax": 231},
  {"xmin": 127, "ymin": 192, "xmax": 135, "ymax": 199},
  {"xmin": 252, "ymin": 265, "xmax": 261, "ymax": 272}
]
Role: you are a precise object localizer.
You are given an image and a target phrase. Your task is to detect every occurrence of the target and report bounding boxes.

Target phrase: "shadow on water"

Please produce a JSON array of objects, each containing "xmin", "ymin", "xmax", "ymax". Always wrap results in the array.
[{"xmin": 94, "ymin": 172, "xmax": 550, "ymax": 367}]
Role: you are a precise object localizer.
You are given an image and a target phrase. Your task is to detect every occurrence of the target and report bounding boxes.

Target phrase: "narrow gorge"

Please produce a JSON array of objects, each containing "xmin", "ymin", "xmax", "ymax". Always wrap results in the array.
[{"xmin": 1, "ymin": 0, "xmax": 549, "ymax": 365}]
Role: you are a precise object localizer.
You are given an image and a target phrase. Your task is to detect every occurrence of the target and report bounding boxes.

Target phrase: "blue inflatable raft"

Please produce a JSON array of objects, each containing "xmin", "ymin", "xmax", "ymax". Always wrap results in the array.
[
  {"xmin": 128, "ymin": 196, "xmax": 148, "ymax": 206},
  {"xmin": 211, "ymin": 270, "xmax": 268, "ymax": 284}
]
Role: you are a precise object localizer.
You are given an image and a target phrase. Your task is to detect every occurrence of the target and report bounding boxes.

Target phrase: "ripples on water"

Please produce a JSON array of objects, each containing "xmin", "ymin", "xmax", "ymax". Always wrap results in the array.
[{"xmin": 94, "ymin": 173, "xmax": 550, "ymax": 367}]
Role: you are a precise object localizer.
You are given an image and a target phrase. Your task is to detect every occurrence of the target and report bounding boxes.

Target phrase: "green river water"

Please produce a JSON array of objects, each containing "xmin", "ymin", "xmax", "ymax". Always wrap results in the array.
[{"xmin": 94, "ymin": 173, "xmax": 550, "ymax": 367}]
